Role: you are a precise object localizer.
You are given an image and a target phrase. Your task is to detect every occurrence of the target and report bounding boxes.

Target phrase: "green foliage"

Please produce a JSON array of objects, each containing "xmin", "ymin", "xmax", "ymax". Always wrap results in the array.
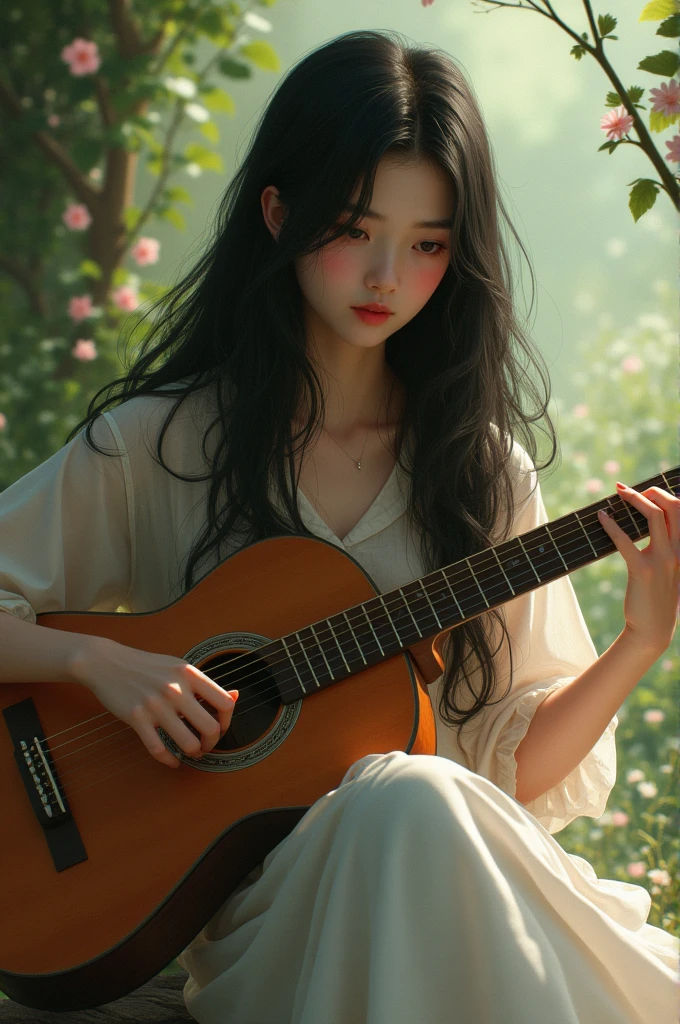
[
  {"xmin": 639, "ymin": 0, "xmax": 679, "ymax": 22},
  {"xmin": 543, "ymin": 288, "xmax": 679, "ymax": 931},
  {"xmin": 637, "ymin": 49, "xmax": 680, "ymax": 76},
  {"xmin": 597, "ymin": 13, "xmax": 618, "ymax": 40},
  {"xmin": 627, "ymin": 177, "xmax": 661, "ymax": 220}
]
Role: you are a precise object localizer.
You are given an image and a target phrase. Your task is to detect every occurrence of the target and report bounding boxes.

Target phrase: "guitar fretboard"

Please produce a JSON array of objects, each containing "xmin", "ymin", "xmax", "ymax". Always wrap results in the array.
[{"xmin": 263, "ymin": 467, "xmax": 679, "ymax": 700}]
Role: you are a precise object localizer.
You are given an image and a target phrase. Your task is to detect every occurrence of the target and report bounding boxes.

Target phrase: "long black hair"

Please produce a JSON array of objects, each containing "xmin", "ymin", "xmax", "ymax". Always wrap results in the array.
[{"xmin": 68, "ymin": 29, "xmax": 558, "ymax": 731}]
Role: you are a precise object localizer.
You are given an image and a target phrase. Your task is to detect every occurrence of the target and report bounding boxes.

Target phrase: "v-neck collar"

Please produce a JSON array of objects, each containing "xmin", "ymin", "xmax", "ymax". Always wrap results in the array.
[{"xmin": 296, "ymin": 458, "xmax": 406, "ymax": 547}]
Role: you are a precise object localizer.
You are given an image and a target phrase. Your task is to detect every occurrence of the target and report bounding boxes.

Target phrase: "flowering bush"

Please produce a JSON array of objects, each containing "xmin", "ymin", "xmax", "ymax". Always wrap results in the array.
[{"xmin": 541, "ymin": 284, "xmax": 679, "ymax": 932}]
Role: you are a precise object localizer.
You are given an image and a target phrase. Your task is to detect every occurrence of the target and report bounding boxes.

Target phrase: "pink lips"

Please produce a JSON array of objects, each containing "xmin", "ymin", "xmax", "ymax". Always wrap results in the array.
[{"xmin": 352, "ymin": 308, "xmax": 391, "ymax": 325}]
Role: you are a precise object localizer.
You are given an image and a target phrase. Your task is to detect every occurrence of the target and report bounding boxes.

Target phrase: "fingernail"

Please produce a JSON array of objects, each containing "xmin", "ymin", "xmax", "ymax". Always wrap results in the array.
[
  {"xmin": 598, "ymin": 509, "xmax": 609, "ymax": 520},
  {"xmin": 616, "ymin": 481, "xmax": 626, "ymax": 489}
]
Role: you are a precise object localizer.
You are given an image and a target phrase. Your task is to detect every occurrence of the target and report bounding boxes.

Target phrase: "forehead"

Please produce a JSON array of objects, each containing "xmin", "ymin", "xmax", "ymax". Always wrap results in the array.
[{"xmin": 347, "ymin": 158, "xmax": 454, "ymax": 226}]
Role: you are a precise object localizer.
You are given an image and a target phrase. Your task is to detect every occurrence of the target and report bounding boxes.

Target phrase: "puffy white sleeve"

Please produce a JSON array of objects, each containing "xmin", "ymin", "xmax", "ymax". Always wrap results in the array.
[
  {"xmin": 451, "ymin": 442, "xmax": 618, "ymax": 834},
  {"xmin": 0, "ymin": 413, "xmax": 134, "ymax": 622}
]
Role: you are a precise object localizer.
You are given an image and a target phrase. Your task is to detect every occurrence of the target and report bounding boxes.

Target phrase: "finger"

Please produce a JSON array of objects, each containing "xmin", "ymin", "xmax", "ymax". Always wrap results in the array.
[
  {"xmin": 179, "ymin": 697, "xmax": 227, "ymax": 752},
  {"xmin": 155, "ymin": 704, "xmax": 206, "ymax": 758},
  {"xmin": 129, "ymin": 711, "xmax": 180, "ymax": 768},
  {"xmin": 598, "ymin": 504, "xmax": 642, "ymax": 566},
  {"xmin": 638, "ymin": 486, "xmax": 680, "ymax": 555},
  {"xmin": 615, "ymin": 482, "xmax": 670, "ymax": 552}
]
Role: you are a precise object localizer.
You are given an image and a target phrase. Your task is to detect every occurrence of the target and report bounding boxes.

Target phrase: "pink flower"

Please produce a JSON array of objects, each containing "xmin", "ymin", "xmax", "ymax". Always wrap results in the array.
[
  {"xmin": 626, "ymin": 862, "xmax": 646, "ymax": 878},
  {"xmin": 622, "ymin": 355, "xmax": 643, "ymax": 373},
  {"xmin": 664, "ymin": 134, "xmax": 680, "ymax": 163},
  {"xmin": 648, "ymin": 868, "xmax": 671, "ymax": 887},
  {"xmin": 638, "ymin": 781, "xmax": 658, "ymax": 798},
  {"xmin": 111, "ymin": 285, "xmax": 141, "ymax": 311},
  {"xmin": 0, "ymin": 412, "xmax": 6, "ymax": 431},
  {"xmin": 47, "ymin": 114, "xmax": 60, "ymax": 128},
  {"xmin": 604, "ymin": 460, "xmax": 620, "ymax": 474},
  {"xmin": 68, "ymin": 294, "xmax": 94, "ymax": 322},
  {"xmin": 600, "ymin": 105, "xmax": 634, "ymax": 142},
  {"xmin": 130, "ymin": 237, "xmax": 160, "ymax": 266},
  {"xmin": 72, "ymin": 339, "xmax": 97, "ymax": 361},
  {"xmin": 649, "ymin": 80, "xmax": 680, "ymax": 117},
  {"xmin": 643, "ymin": 709, "xmax": 665, "ymax": 724},
  {"xmin": 61, "ymin": 38, "xmax": 101, "ymax": 77},
  {"xmin": 661, "ymin": 659, "xmax": 673, "ymax": 671},
  {"xmin": 626, "ymin": 768, "xmax": 645, "ymax": 784},
  {"xmin": 62, "ymin": 203, "xmax": 92, "ymax": 231},
  {"xmin": 611, "ymin": 811, "xmax": 629, "ymax": 827},
  {"xmin": 585, "ymin": 478, "xmax": 603, "ymax": 494},
  {"xmin": 573, "ymin": 404, "xmax": 588, "ymax": 419},
  {"xmin": 421, "ymin": 0, "xmax": 435, "ymax": 5}
]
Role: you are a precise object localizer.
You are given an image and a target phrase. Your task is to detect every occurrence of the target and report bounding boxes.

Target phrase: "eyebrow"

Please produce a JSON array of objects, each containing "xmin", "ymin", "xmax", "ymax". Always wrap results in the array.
[{"xmin": 342, "ymin": 202, "xmax": 452, "ymax": 229}]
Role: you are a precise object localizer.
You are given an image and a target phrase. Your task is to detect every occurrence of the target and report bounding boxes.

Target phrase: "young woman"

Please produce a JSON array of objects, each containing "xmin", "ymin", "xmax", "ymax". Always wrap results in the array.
[{"xmin": 0, "ymin": 29, "xmax": 678, "ymax": 1024}]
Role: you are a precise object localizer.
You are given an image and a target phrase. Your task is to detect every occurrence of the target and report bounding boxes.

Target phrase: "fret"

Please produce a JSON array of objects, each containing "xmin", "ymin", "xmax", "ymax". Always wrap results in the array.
[
  {"xmin": 343, "ymin": 611, "xmax": 366, "ymax": 664},
  {"xmin": 573, "ymin": 510, "xmax": 599, "ymax": 559},
  {"xmin": 327, "ymin": 617, "xmax": 351, "ymax": 672},
  {"xmin": 543, "ymin": 523, "xmax": 569, "ymax": 572},
  {"xmin": 295, "ymin": 629, "xmax": 322, "ymax": 690},
  {"xmin": 378, "ymin": 594, "xmax": 404, "ymax": 645},
  {"xmin": 280, "ymin": 635, "xmax": 308, "ymax": 694},
  {"xmin": 309, "ymin": 622, "xmax": 335, "ymax": 680},
  {"xmin": 399, "ymin": 588, "xmax": 424, "ymax": 638},
  {"xmin": 490, "ymin": 547, "xmax": 515, "ymax": 597},
  {"xmin": 439, "ymin": 569, "xmax": 464, "ymax": 619},
  {"xmin": 617, "ymin": 496, "xmax": 643, "ymax": 539},
  {"xmin": 660, "ymin": 471, "xmax": 676, "ymax": 496},
  {"xmin": 516, "ymin": 536, "xmax": 541, "ymax": 583},
  {"xmin": 495, "ymin": 538, "xmax": 533, "ymax": 593},
  {"xmin": 361, "ymin": 604, "xmax": 385, "ymax": 656},
  {"xmin": 465, "ymin": 556, "xmax": 490, "ymax": 608},
  {"xmin": 420, "ymin": 580, "xmax": 443, "ymax": 628}
]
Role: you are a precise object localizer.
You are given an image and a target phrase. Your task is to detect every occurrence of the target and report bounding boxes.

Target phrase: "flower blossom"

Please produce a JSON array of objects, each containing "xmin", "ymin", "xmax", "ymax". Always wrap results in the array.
[
  {"xmin": 61, "ymin": 38, "xmax": 101, "ymax": 77},
  {"xmin": 62, "ymin": 203, "xmax": 92, "ymax": 231},
  {"xmin": 626, "ymin": 862, "xmax": 646, "ymax": 878},
  {"xmin": 72, "ymin": 339, "xmax": 97, "ymax": 361},
  {"xmin": 626, "ymin": 768, "xmax": 645, "ymax": 784},
  {"xmin": 68, "ymin": 295, "xmax": 94, "ymax": 322},
  {"xmin": 649, "ymin": 80, "xmax": 680, "ymax": 118},
  {"xmin": 130, "ymin": 237, "xmax": 160, "ymax": 266},
  {"xmin": 0, "ymin": 413, "xmax": 6, "ymax": 430},
  {"xmin": 622, "ymin": 355, "xmax": 643, "ymax": 373},
  {"xmin": 637, "ymin": 781, "xmax": 658, "ymax": 799},
  {"xmin": 572, "ymin": 404, "xmax": 588, "ymax": 419},
  {"xmin": 603, "ymin": 460, "xmax": 620, "ymax": 474},
  {"xmin": 600, "ymin": 105, "xmax": 634, "ymax": 142},
  {"xmin": 111, "ymin": 285, "xmax": 141, "ymax": 312},
  {"xmin": 48, "ymin": 114, "xmax": 60, "ymax": 128},
  {"xmin": 664, "ymin": 134, "xmax": 680, "ymax": 163},
  {"xmin": 585, "ymin": 478, "xmax": 603, "ymax": 494},
  {"xmin": 648, "ymin": 868, "xmax": 671, "ymax": 888},
  {"xmin": 642, "ymin": 709, "xmax": 665, "ymax": 724},
  {"xmin": 611, "ymin": 811, "xmax": 629, "ymax": 827}
]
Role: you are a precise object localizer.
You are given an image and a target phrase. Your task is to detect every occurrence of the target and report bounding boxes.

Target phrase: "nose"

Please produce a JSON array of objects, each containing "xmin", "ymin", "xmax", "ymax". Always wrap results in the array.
[{"xmin": 365, "ymin": 248, "xmax": 399, "ymax": 296}]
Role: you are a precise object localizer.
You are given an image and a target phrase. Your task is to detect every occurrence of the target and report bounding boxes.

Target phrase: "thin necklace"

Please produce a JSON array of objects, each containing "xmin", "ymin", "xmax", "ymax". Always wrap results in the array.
[{"xmin": 322, "ymin": 426, "xmax": 370, "ymax": 470}]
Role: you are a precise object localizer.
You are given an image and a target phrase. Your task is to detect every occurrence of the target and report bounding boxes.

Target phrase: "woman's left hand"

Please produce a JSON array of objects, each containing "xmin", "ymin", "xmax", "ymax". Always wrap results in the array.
[{"xmin": 597, "ymin": 480, "xmax": 680, "ymax": 656}]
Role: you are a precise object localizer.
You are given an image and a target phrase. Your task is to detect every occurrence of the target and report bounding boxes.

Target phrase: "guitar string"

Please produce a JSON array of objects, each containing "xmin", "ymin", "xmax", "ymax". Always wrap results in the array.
[
  {"xmin": 26, "ymin": 493, "xmax": 667, "ymax": 804},
  {"xmin": 31, "ymin": 487, "xmax": 666, "ymax": 786},
  {"xmin": 39, "ymin": 490, "xmax": 648, "ymax": 765}
]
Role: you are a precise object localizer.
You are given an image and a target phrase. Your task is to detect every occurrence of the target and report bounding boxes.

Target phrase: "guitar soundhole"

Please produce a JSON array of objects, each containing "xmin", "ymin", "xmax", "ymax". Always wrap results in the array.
[{"xmin": 198, "ymin": 648, "xmax": 281, "ymax": 751}]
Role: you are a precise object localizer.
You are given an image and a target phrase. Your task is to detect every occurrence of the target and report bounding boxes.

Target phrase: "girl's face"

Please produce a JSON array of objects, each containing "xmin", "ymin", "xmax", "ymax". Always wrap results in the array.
[{"xmin": 267, "ymin": 156, "xmax": 455, "ymax": 354}]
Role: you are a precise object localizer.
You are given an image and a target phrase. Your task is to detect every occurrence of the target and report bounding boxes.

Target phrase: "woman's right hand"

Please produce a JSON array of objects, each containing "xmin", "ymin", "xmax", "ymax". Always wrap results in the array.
[{"xmin": 68, "ymin": 636, "xmax": 239, "ymax": 768}]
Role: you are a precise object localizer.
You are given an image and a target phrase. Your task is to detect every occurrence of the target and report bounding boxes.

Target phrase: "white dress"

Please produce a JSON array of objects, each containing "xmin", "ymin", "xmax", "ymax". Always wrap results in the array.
[{"xmin": 0, "ymin": 389, "xmax": 677, "ymax": 1023}]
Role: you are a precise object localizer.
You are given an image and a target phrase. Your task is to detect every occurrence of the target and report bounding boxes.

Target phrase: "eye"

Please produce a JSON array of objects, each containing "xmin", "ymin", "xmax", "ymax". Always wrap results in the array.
[{"xmin": 415, "ymin": 240, "xmax": 446, "ymax": 256}]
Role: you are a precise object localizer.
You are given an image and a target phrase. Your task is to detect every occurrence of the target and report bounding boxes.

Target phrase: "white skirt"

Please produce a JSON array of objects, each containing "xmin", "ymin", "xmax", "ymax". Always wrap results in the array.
[{"xmin": 178, "ymin": 751, "xmax": 680, "ymax": 1024}]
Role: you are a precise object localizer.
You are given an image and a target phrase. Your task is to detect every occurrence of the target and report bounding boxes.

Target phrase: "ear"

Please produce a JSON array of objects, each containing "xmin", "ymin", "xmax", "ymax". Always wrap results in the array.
[{"xmin": 260, "ymin": 185, "xmax": 287, "ymax": 241}]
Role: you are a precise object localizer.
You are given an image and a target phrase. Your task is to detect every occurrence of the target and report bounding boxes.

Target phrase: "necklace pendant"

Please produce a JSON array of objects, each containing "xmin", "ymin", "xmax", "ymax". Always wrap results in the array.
[{"xmin": 357, "ymin": 461, "xmax": 361, "ymax": 470}]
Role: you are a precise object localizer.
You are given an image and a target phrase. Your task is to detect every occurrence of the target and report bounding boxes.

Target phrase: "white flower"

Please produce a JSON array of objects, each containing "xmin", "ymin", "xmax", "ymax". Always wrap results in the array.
[
  {"xmin": 244, "ymin": 12, "xmax": 272, "ymax": 31},
  {"xmin": 637, "ymin": 781, "xmax": 658, "ymax": 799},
  {"xmin": 637, "ymin": 313, "xmax": 670, "ymax": 332},
  {"xmin": 184, "ymin": 103, "xmax": 210, "ymax": 123},
  {"xmin": 185, "ymin": 163, "xmax": 202, "ymax": 177},
  {"xmin": 163, "ymin": 76, "xmax": 197, "ymax": 100}
]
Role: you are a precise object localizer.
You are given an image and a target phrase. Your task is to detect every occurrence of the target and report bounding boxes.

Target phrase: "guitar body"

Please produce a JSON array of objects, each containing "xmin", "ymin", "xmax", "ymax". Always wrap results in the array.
[{"xmin": 0, "ymin": 535, "xmax": 438, "ymax": 1010}]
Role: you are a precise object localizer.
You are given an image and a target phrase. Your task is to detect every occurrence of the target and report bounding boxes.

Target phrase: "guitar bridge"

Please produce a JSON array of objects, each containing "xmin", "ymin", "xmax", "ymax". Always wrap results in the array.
[{"xmin": 3, "ymin": 698, "xmax": 87, "ymax": 871}]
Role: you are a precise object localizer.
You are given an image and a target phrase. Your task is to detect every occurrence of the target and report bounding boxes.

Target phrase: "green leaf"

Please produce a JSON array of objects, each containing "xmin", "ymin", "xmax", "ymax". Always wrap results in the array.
[
  {"xmin": 160, "ymin": 207, "xmax": 186, "ymax": 232},
  {"xmin": 184, "ymin": 143, "xmax": 224, "ymax": 173},
  {"xmin": 628, "ymin": 86, "xmax": 646, "ymax": 103},
  {"xmin": 218, "ymin": 55, "xmax": 252, "ymax": 79},
  {"xmin": 201, "ymin": 87, "xmax": 236, "ymax": 116},
  {"xmin": 639, "ymin": 0, "xmax": 678, "ymax": 21},
  {"xmin": 79, "ymin": 259, "xmax": 102, "ymax": 280},
  {"xmin": 571, "ymin": 44, "xmax": 587, "ymax": 61},
  {"xmin": 628, "ymin": 179, "xmax": 659, "ymax": 222},
  {"xmin": 657, "ymin": 13, "xmax": 680, "ymax": 35},
  {"xmin": 598, "ymin": 140, "xmax": 620, "ymax": 154},
  {"xmin": 638, "ymin": 50, "xmax": 680, "ymax": 75},
  {"xmin": 649, "ymin": 108, "xmax": 680, "ymax": 132},
  {"xmin": 605, "ymin": 91, "xmax": 622, "ymax": 106},
  {"xmin": 123, "ymin": 206, "xmax": 143, "ymax": 232},
  {"xmin": 199, "ymin": 121, "xmax": 220, "ymax": 144},
  {"xmin": 164, "ymin": 185, "xmax": 193, "ymax": 206},
  {"xmin": 239, "ymin": 40, "xmax": 280, "ymax": 72},
  {"xmin": 598, "ymin": 13, "xmax": 617, "ymax": 36}
]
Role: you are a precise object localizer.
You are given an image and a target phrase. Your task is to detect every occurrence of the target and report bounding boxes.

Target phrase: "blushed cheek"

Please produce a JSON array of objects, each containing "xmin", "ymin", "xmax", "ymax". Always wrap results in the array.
[
  {"xmin": 318, "ymin": 247, "xmax": 354, "ymax": 283},
  {"xmin": 412, "ymin": 262, "xmax": 448, "ymax": 303}
]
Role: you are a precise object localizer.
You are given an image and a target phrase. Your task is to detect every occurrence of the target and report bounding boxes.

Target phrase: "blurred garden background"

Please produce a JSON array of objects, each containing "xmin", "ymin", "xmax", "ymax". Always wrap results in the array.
[{"xmin": 0, "ymin": 0, "xmax": 678, "ymax": 966}]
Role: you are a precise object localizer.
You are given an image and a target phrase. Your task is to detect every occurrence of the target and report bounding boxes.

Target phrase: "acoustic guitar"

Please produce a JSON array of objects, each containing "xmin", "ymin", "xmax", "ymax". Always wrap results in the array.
[{"xmin": 1, "ymin": 466, "xmax": 676, "ymax": 1010}]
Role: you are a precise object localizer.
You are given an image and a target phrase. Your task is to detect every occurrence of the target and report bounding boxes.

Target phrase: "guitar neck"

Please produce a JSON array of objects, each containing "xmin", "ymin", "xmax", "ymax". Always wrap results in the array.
[{"xmin": 266, "ymin": 466, "xmax": 679, "ymax": 701}]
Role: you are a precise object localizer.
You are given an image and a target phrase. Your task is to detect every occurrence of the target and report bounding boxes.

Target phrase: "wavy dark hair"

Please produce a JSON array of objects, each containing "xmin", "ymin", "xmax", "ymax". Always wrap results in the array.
[{"xmin": 67, "ymin": 28, "xmax": 558, "ymax": 732}]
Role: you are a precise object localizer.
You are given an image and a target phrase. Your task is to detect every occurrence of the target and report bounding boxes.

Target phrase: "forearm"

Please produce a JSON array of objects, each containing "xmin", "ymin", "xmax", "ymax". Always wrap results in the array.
[
  {"xmin": 0, "ymin": 610, "xmax": 106, "ymax": 685},
  {"xmin": 513, "ymin": 629, "xmax": 661, "ymax": 806}
]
